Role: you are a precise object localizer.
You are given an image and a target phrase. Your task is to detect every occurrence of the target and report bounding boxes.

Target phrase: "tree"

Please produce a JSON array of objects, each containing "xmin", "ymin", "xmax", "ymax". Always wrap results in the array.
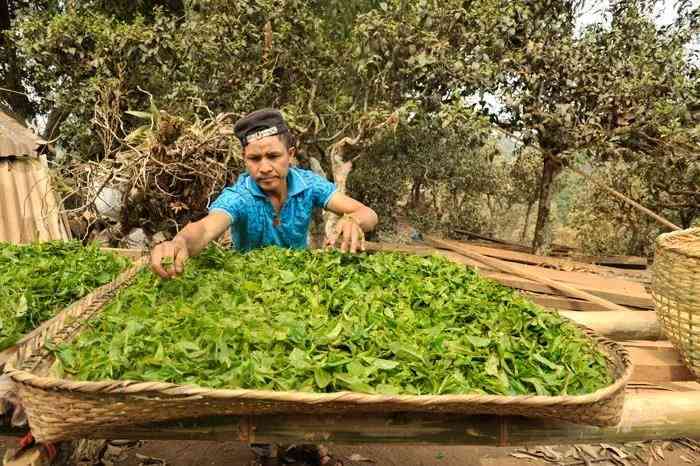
[
  {"xmin": 360, "ymin": 0, "xmax": 699, "ymax": 252},
  {"xmin": 12, "ymin": 0, "xmax": 472, "ymax": 239}
]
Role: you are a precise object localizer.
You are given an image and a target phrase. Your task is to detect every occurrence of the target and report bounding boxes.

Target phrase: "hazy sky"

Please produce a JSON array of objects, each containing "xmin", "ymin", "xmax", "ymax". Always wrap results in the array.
[{"xmin": 577, "ymin": 0, "xmax": 694, "ymax": 31}]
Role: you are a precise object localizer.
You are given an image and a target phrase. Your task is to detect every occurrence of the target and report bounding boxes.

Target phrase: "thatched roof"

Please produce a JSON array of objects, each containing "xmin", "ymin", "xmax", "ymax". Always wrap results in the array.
[{"xmin": 0, "ymin": 110, "xmax": 45, "ymax": 158}]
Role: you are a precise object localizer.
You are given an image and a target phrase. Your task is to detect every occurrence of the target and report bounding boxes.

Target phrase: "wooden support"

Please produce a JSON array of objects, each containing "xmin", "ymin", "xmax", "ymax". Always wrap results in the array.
[
  {"xmin": 70, "ymin": 391, "xmax": 700, "ymax": 445},
  {"xmin": 452, "ymin": 229, "xmax": 531, "ymax": 250},
  {"xmin": 559, "ymin": 310, "xmax": 662, "ymax": 341},
  {"xmin": 425, "ymin": 236, "xmax": 632, "ymax": 313}
]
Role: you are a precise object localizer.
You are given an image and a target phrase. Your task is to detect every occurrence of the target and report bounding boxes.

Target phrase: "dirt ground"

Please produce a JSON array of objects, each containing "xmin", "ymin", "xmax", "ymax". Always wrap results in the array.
[{"xmin": 2, "ymin": 436, "xmax": 699, "ymax": 466}]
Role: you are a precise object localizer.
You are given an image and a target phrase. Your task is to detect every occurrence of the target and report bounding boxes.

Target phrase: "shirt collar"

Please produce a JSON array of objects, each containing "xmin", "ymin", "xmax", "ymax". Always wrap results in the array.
[{"xmin": 245, "ymin": 168, "xmax": 311, "ymax": 199}]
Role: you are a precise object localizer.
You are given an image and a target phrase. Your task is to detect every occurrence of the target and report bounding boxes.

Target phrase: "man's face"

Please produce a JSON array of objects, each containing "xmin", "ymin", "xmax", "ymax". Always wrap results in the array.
[{"xmin": 243, "ymin": 135, "xmax": 294, "ymax": 194}]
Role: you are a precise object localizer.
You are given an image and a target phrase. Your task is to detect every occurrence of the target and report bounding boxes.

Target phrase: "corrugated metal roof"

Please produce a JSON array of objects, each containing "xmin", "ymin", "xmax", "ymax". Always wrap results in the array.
[
  {"xmin": 0, "ymin": 157, "xmax": 70, "ymax": 243},
  {"xmin": 0, "ymin": 111, "xmax": 45, "ymax": 158}
]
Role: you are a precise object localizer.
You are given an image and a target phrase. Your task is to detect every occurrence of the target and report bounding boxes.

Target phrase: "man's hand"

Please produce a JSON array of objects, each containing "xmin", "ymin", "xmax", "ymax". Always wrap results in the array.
[
  {"xmin": 325, "ymin": 214, "xmax": 366, "ymax": 253},
  {"xmin": 151, "ymin": 238, "xmax": 190, "ymax": 278}
]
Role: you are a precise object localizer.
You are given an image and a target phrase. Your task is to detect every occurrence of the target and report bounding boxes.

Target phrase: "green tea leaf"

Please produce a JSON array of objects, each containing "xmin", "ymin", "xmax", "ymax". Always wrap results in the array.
[{"xmin": 53, "ymin": 246, "xmax": 613, "ymax": 397}]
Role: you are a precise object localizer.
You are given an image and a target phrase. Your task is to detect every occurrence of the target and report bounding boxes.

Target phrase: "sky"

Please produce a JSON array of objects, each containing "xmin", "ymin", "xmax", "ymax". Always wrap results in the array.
[{"xmin": 576, "ymin": 0, "xmax": 688, "ymax": 31}]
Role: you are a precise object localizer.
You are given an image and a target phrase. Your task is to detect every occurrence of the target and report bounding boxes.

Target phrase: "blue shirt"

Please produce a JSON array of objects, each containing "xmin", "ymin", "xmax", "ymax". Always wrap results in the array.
[{"xmin": 209, "ymin": 168, "xmax": 337, "ymax": 251}]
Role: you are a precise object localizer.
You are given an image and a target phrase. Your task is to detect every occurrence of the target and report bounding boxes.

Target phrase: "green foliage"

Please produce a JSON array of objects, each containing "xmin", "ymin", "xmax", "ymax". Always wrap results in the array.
[
  {"xmin": 0, "ymin": 241, "xmax": 130, "ymax": 349},
  {"xmin": 5, "ymin": 0, "xmax": 699, "ymax": 249},
  {"xmin": 349, "ymin": 106, "xmax": 504, "ymax": 233},
  {"xmin": 54, "ymin": 246, "xmax": 612, "ymax": 396},
  {"xmin": 568, "ymin": 161, "xmax": 672, "ymax": 256}
]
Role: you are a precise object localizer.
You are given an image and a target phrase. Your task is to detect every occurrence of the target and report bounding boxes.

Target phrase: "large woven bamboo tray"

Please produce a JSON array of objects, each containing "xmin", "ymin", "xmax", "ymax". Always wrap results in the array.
[
  {"xmin": 653, "ymin": 227, "xmax": 700, "ymax": 378},
  {"xmin": 6, "ymin": 258, "xmax": 633, "ymax": 442}
]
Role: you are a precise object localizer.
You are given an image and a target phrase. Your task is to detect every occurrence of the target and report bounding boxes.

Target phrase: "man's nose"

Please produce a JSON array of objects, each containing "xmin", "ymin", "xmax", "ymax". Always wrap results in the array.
[{"xmin": 259, "ymin": 160, "xmax": 273, "ymax": 172}]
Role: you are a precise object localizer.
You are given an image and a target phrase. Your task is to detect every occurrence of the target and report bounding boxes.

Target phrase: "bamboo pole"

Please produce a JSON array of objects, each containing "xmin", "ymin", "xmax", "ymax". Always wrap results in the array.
[
  {"xmin": 566, "ymin": 165, "xmax": 681, "ymax": 232},
  {"xmin": 72, "ymin": 391, "xmax": 700, "ymax": 445},
  {"xmin": 425, "ymin": 236, "xmax": 632, "ymax": 313},
  {"xmin": 559, "ymin": 310, "xmax": 662, "ymax": 341}
]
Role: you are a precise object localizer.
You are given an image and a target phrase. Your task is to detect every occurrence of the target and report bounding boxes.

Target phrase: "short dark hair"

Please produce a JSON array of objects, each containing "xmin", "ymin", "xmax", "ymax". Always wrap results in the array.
[{"xmin": 278, "ymin": 131, "xmax": 297, "ymax": 150}]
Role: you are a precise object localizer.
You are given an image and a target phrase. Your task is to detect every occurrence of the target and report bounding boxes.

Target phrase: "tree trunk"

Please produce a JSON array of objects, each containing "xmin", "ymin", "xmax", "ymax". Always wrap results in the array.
[
  {"xmin": 308, "ymin": 156, "xmax": 328, "ymax": 248},
  {"xmin": 323, "ymin": 135, "xmax": 360, "ymax": 243},
  {"xmin": 410, "ymin": 177, "xmax": 422, "ymax": 208},
  {"xmin": 520, "ymin": 201, "xmax": 534, "ymax": 243},
  {"xmin": 532, "ymin": 154, "xmax": 562, "ymax": 255},
  {"xmin": 42, "ymin": 106, "xmax": 68, "ymax": 141}
]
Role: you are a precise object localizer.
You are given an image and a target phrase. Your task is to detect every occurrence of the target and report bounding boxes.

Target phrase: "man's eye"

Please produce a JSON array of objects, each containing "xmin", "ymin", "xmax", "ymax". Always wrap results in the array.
[{"xmin": 248, "ymin": 157, "xmax": 261, "ymax": 162}]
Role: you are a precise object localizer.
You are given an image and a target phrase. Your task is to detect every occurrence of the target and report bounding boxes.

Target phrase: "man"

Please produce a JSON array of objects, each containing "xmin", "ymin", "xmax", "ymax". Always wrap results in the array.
[
  {"xmin": 150, "ymin": 108, "xmax": 377, "ymax": 465},
  {"xmin": 151, "ymin": 108, "xmax": 378, "ymax": 277}
]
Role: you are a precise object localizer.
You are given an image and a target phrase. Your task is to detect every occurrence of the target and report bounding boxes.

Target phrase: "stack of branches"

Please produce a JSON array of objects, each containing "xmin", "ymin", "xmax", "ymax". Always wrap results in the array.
[{"xmin": 60, "ymin": 98, "xmax": 244, "ymax": 245}]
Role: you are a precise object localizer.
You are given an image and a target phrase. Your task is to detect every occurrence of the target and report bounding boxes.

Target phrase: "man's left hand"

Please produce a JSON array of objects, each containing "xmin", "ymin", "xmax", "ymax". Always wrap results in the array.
[{"xmin": 325, "ymin": 214, "xmax": 365, "ymax": 253}]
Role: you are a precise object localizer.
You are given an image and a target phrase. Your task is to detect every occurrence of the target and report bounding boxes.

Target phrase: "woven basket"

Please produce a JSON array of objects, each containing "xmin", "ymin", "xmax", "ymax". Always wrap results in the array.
[
  {"xmin": 653, "ymin": 227, "xmax": 700, "ymax": 378},
  {"xmin": 6, "ymin": 258, "xmax": 633, "ymax": 442}
]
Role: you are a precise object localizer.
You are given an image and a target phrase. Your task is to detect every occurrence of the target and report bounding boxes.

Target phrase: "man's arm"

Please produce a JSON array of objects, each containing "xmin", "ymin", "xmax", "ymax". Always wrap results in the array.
[
  {"xmin": 325, "ymin": 192, "xmax": 378, "ymax": 253},
  {"xmin": 151, "ymin": 212, "xmax": 231, "ymax": 278}
]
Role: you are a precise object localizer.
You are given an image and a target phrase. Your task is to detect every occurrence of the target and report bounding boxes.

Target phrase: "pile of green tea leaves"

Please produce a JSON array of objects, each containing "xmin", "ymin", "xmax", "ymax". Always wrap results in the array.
[
  {"xmin": 0, "ymin": 241, "xmax": 131, "ymax": 349},
  {"xmin": 53, "ymin": 247, "xmax": 613, "ymax": 396}
]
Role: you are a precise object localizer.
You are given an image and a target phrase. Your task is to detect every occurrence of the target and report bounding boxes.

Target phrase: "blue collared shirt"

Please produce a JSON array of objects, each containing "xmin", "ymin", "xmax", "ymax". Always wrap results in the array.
[{"xmin": 209, "ymin": 168, "xmax": 337, "ymax": 251}]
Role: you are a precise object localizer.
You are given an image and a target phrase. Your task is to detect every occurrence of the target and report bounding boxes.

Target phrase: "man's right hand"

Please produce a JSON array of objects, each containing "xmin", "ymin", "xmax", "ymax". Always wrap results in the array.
[{"xmin": 150, "ymin": 238, "xmax": 190, "ymax": 278}]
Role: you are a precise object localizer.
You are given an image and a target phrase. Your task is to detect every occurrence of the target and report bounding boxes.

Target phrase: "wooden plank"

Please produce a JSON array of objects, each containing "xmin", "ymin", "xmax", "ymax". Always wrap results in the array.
[
  {"xmin": 453, "ymin": 229, "xmax": 531, "ymax": 250},
  {"xmin": 428, "ymin": 236, "xmax": 632, "ymax": 313},
  {"xmin": 445, "ymin": 241, "xmax": 610, "ymax": 274},
  {"xmin": 567, "ymin": 254, "xmax": 648, "ymax": 269},
  {"xmin": 433, "ymin": 238, "xmax": 652, "ymax": 304},
  {"xmin": 78, "ymin": 391, "xmax": 700, "ymax": 445},
  {"xmin": 444, "ymin": 240, "xmax": 650, "ymax": 282},
  {"xmin": 453, "ymin": 229, "xmax": 576, "ymax": 253},
  {"xmin": 367, "ymin": 241, "xmax": 652, "ymax": 309},
  {"xmin": 523, "ymin": 293, "xmax": 630, "ymax": 312},
  {"xmin": 487, "ymin": 270, "xmax": 651, "ymax": 309},
  {"xmin": 627, "ymin": 346, "xmax": 694, "ymax": 382}
]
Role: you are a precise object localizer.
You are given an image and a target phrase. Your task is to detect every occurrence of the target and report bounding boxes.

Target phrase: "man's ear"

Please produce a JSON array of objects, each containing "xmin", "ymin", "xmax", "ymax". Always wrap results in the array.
[{"xmin": 288, "ymin": 146, "xmax": 298, "ymax": 165}]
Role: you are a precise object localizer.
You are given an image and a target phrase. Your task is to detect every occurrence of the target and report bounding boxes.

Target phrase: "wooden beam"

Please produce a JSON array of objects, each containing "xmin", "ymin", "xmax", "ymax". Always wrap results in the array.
[
  {"xmin": 427, "ymin": 238, "xmax": 652, "ymax": 307},
  {"xmin": 367, "ymin": 241, "xmax": 652, "ymax": 309},
  {"xmin": 567, "ymin": 254, "xmax": 648, "ymax": 269},
  {"xmin": 524, "ymin": 293, "xmax": 629, "ymax": 312},
  {"xmin": 73, "ymin": 391, "xmax": 700, "ymax": 445},
  {"xmin": 566, "ymin": 165, "xmax": 681, "ymax": 232},
  {"xmin": 441, "ymin": 241, "xmax": 650, "ymax": 282},
  {"xmin": 425, "ymin": 236, "xmax": 632, "ymax": 313},
  {"xmin": 559, "ymin": 310, "xmax": 662, "ymax": 341},
  {"xmin": 484, "ymin": 271, "xmax": 650, "ymax": 309},
  {"xmin": 627, "ymin": 346, "xmax": 694, "ymax": 382},
  {"xmin": 452, "ymin": 229, "xmax": 531, "ymax": 250}
]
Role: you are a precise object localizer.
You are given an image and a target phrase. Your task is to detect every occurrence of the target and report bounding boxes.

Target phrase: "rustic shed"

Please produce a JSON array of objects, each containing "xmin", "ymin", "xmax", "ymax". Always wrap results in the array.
[{"xmin": 0, "ymin": 111, "xmax": 70, "ymax": 243}]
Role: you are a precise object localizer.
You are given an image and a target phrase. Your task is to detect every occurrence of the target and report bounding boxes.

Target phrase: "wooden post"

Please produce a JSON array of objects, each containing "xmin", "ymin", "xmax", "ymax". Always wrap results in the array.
[{"xmin": 559, "ymin": 310, "xmax": 662, "ymax": 341}]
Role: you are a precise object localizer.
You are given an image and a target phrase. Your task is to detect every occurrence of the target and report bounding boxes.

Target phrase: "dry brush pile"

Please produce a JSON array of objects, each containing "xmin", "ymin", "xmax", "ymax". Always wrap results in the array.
[{"xmin": 58, "ymin": 103, "xmax": 245, "ymax": 245}]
